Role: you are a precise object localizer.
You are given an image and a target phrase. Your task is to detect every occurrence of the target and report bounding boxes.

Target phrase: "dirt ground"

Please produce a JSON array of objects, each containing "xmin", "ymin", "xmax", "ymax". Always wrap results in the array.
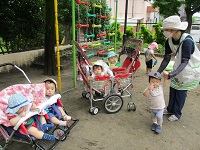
[{"xmin": 0, "ymin": 54, "xmax": 200, "ymax": 150}]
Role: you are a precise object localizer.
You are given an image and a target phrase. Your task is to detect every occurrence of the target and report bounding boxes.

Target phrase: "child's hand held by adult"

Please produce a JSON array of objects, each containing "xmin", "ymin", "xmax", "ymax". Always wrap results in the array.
[{"xmin": 163, "ymin": 71, "xmax": 169, "ymax": 79}]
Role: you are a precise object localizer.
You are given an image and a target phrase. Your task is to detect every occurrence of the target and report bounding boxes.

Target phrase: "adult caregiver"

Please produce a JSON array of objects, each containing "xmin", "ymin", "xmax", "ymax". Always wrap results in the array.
[{"xmin": 157, "ymin": 15, "xmax": 200, "ymax": 121}]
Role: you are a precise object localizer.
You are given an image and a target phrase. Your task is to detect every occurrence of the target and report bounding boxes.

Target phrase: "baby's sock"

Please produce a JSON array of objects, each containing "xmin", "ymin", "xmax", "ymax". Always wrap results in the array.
[
  {"xmin": 59, "ymin": 120, "xmax": 69, "ymax": 126},
  {"xmin": 42, "ymin": 133, "xmax": 55, "ymax": 141},
  {"xmin": 63, "ymin": 115, "xmax": 73, "ymax": 121}
]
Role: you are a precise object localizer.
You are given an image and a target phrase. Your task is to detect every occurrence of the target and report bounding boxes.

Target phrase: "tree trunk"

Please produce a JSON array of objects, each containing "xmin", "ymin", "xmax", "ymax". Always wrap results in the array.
[
  {"xmin": 44, "ymin": 0, "xmax": 56, "ymax": 75},
  {"xmin": 185, "ymin": 7, "xmax": 193, "ymax": 34},
  {"xmin": 186, "ymin": 14, "xmax": 193, "ymax": 34}
]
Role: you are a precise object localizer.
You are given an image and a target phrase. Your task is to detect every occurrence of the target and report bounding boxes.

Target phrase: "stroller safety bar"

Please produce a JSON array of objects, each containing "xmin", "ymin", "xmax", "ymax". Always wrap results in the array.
[{"xmin": 37, "ymin": 94, "xmax": 61, "ymax": 112}]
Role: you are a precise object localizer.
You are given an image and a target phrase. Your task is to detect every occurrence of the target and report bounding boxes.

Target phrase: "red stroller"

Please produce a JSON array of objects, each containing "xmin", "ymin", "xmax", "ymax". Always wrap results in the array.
[
  {"xmin": 73, "ymin": 40, "xmax": 123, "ymax": 115},
  {"xmin": 112, "ymin": 38, "xmax": 142, "ymax": 111},
  {"xmin": 73, "ymin": 39, "xmax": 142, "ymax": 114}
]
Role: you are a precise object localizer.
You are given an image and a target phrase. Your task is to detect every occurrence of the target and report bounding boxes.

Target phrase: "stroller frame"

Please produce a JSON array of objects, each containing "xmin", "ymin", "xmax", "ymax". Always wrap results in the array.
[
  {"xmin": 73, "ymin": 39, "xmax": 142, "ymax": 114},
  {"xmin": 75, "ymin": 48, "xmax": 123, "ymax": 115},
  {"xmin": 116, "ymin": 38, "xmax": 142, "ymax": 111},
  {"xmin": 0, "ymin": 63, "xmax": 79, "ymax": 150}
]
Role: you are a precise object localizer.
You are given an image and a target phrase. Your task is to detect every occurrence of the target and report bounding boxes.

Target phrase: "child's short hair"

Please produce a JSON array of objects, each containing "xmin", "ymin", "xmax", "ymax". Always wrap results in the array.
[{"xmin": 44, "ymin": 78, "xmax": 57, "ymax": 89}]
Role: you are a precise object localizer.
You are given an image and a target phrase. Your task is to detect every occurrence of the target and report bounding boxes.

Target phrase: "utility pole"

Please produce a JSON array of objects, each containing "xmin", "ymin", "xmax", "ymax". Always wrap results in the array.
[{"xmin": 123, "ymin": 0, "xmax": 128, "ymax": 45}]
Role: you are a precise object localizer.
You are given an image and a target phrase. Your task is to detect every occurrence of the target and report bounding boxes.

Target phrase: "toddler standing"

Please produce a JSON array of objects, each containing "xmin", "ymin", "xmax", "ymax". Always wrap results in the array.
[
  {"xmin": 145, "ymin": 42, "xmax": 158, "ymax": 74},
  {"xmin": 143, "ymin": 71, "xmax": 168, "ymax": 134}
]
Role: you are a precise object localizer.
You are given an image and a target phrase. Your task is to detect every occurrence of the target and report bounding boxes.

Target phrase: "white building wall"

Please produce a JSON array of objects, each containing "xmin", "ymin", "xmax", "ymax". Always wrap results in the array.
[{"xmin": 106, "ymin": 0, "xmax": 159, "ymax": 26}]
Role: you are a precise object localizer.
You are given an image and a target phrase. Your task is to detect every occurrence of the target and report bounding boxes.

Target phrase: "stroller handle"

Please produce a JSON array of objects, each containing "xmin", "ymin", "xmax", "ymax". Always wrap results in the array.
[{"xmin": 0, "ymin": 62, "xmax": 31, "ymax": 83}]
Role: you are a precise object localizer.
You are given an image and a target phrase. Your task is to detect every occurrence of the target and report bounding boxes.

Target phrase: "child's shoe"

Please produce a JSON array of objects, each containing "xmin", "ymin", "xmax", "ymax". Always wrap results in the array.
[
  {"xmin": 77, "ymin": 75, "xmax": 83, "ymax": 81},
  {"xmin": 42, "ymin": 123, "xmax": 54, "ymax": 132},
  {"xmin": 151, "ymin": 123, "xmax": 157, "ymax": 131},
  {"xmin": 63, "ymin": 115, "xmax": 73, "ymax": 121},
  {"xmin": 155, "ymin": 125, "xmax": 162, "ymax": 134},
  {"xmin": 42, "ymin": 133, "xmax": 55, "ymax": 141}
]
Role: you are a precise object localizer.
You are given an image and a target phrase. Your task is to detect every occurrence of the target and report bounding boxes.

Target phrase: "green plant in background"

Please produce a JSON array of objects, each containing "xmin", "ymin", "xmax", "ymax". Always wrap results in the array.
[
  {"xmin": 126, "ymin": 26, "xmax": 135, "ymax": 39},
  {"xmin": 109, "ymin": 22, "xmax": 122, "ymax": 41},
  {"xmin": 137, "ymin": 24, "xmax": 153, "ymax": 43},
  {"xmin": 153, "ymin": 22, "xmax": 166, "ymax": 45},
  {"xmin": 156, "ymin": 44, "xmax": 165, "ymax": 54}
]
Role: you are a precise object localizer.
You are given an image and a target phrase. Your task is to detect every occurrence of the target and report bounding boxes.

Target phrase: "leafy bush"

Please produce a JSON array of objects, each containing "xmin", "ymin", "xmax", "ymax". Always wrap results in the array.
[
  {"xmin": 153, "ymin": 22, "xmax": 166, "ymax": 45},
  {"xmin": 109, "ymin": 22, "xmax": 122, "ymax": 41},
  {"xmin": 126, "ymin": 26, "xmax": 135, "ymax": 39},
  {"xmin": 137, "ymin": 24, "xmax": 153, "ymax": 43}
]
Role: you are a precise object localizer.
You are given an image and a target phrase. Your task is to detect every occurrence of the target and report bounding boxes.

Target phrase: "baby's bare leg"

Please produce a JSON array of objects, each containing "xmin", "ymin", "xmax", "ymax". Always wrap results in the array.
[
  {"xmin": 28, "ymin": 126, "xmax": 45, "ymax": 139},
  {"xmin": 58, "ymin": 107, "xmax": 66, "ymax": 117},
  {"xmin": 50, "ymin": 116, "xmax": 61, "ymax": 125},
  {"xmin": 152, "ymin": 117, "xmax": 157, "ymax": 123},
  {"xmin": 50, "ymin": 116, "xmax": 69, "ymax": 126},
  {"xmin": 29, "ymin": 126, "xmax": 55, "ymax": 141},
  {"xmin": 40, "ymin": 115, "xmax": 47, "ymax": 124},
  {"xmin": 59, "ymin": 107, "xmax": 73, "ymax": 120}
]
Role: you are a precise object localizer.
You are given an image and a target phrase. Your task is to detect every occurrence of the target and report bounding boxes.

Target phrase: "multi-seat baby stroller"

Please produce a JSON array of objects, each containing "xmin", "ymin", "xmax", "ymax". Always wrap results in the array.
[
  {"xmin": 0, "ymin": 63, "xmax": 79, "ymax": 150},
  {"xmin": 73, "ymin": 38, "xmax": 142, "ymax": 115}
]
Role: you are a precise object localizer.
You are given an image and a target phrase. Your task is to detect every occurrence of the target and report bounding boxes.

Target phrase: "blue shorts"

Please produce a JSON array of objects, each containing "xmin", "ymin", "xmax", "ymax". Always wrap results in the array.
[
  {"xmin": 151, "ymin": 109, "xmax": 164, "ymax": 123},
  {"xmin": 46, "ymin": 105, "xmax": 60, "ymax": 118}
]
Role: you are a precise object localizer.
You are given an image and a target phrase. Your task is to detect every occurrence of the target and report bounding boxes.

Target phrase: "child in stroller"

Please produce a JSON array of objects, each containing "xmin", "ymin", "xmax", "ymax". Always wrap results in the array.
[
  {"xmin": 44, "ymin": 78, "xmax": 73, "ymax": 127},
  {"xmin": 0, "ymin": 62, "xmax": 79, "ymax": 150},
  {"xmin": 73, "ymin": 39, "xmax": 142, "ymax": 115},
  {"xmin": 87, "ymin": 61, "xmax": 113, "ymax": 81},
  {"xmin": 107, "ymin": 51, "xmax": 120, "ymax": 70},
  {"xmin": 6, "ymin": 93, "xmax": 55, "ymax": 141}
]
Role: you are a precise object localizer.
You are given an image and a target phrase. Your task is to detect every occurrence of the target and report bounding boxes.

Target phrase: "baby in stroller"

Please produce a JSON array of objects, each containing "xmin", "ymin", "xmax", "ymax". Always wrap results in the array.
[
  {"xmin": 87, "ymin": 61, "xmax": 113, "ymax": 81},
  {"xmin": 107, "ymin": 51, "xmax": 121, "ymax": 70},
  {"xmin": 43, "ymin": 78, "xmax": 73, "ymax": 126},
  {"xmin": 6, "ymin": 93, "xmax": 55, "ymax": 141}
]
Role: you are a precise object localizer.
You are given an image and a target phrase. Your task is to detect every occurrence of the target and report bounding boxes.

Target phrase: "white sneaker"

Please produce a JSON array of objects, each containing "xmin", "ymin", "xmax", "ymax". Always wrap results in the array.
[{"xmin": 168, "ymin": 115, "xmax": 179, "ymax": 121}]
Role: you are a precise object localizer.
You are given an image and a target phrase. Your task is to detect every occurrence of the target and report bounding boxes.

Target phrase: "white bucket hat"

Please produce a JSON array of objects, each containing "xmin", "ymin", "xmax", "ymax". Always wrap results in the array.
[
  {"xmin": 93, "ymin": 61, "xmax": 103, "ymax": 67},
  {"xmin": 44, "ymin": 78, "xmax": 57, "ymax": 89},
  {"xmin": 162, "ymin": 15, "xmax": 188, "ymax": 30}
]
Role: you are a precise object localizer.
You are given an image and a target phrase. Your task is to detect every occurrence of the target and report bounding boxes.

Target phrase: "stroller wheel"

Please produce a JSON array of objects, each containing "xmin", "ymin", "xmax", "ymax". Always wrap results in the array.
[
  {"xmin": 0, "ymin": 145, "xmax": 4, "ymax": 150},
  {"xmin": 127, "ymin": 102, "xmax": 136, "ymax": 111},
  {"xmin": 85, "ymin": 92, "xmax": 90, "ymax": 99},
  {"xmin": 89, "ymin": 106, "xmax": 99, "ymax": 115},
  {"xmin": 53, "ymin": 128, "xmax": 67, "ymax": 141},
  {"xmin": 82, "ymin": 91, "xmax": 87, "ymax": 97},
  {"xmin": 104, "ymin": 94, "xmax": 123, "ymax": 114}
]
